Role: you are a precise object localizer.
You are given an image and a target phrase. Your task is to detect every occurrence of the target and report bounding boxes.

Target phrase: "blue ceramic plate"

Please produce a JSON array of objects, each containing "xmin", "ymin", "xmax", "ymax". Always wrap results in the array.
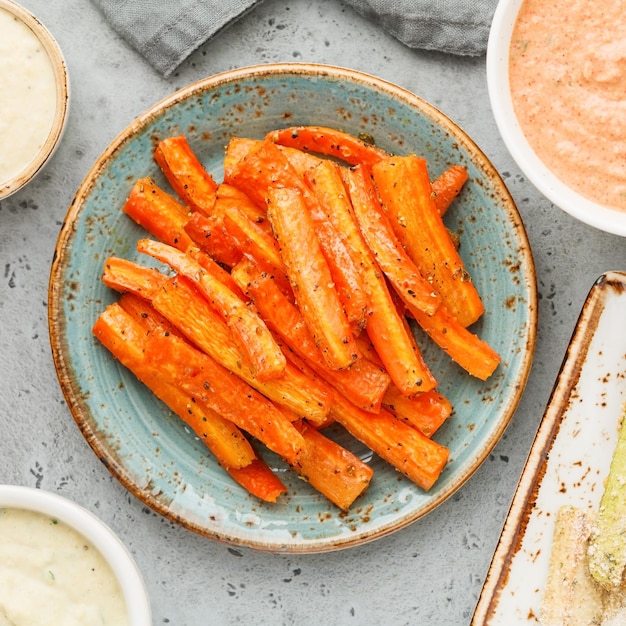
[{"xmin": 48, "ymin": 63, "xmax": 537, "ymax": 552}]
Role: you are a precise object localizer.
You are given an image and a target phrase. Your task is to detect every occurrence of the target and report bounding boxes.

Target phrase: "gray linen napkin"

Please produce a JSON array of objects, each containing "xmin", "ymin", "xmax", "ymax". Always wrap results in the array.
[{"xmin": 91, "ymin": 0, "xmax": 498, "ymax": 77}]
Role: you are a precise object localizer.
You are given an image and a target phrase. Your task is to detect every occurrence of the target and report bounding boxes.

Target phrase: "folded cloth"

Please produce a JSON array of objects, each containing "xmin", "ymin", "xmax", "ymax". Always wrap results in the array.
[
  {"xmin": 345, "ymin": 0, "xmax": 498, "ymax": 57},
  {"xmin": 91, "ymin": 0, "xmax": 498, "ymax": 77}
]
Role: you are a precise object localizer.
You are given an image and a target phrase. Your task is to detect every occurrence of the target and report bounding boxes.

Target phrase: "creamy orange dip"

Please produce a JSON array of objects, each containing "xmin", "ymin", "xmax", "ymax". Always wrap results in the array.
[{"xmin": 509, "ymin": 0, "xmax": 626, "ymax": 212}]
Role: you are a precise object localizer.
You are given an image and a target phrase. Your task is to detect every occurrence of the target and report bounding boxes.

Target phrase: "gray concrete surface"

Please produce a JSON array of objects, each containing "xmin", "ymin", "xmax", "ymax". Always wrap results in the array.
[{"xmin": 1, "ymin": 1, "xmax": 625, "ymax": 624}]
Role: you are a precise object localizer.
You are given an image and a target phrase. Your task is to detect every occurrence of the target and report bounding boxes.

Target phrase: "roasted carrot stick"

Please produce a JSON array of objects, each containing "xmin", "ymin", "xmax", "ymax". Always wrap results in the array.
[
  {"xmin": 102, "ymin": 256, "xmax": 168, "ymax": 298},
  {"xmin": 223, "ymin": 137, "xmax": 261, "ymax": 185},
  {"xmin": 183, "ymin": 211, "xmax": 243, "ymax": 268},
  {"xmin": 267, "ymin": 125, "xmax": 388, "ymax": 168},
  {"xmin": 410, "ymin": 304, "xmax": 501, "ymax": 381},
  {"xmin": 232, "ymin": 258, "xmax": 391, "ymax": 412},
  {"xmin": 221, "ymin": 203, "xmax": 290, "ymax": 291},
  {"xmin": 227, "ymin": 139, "xmax": 370, "ymax": 325},
  {"xmin": 363, "ymin": 262, "xmax": 437, "ymax": 396},
  {"xmin": 92, "ymin": 303, "xmax": 257, "ymax": 470},
  {"xmin": 292, "ymin": 421, "xmax": 373, "ymax": 510},
  {"xmin": 102, "ymin": 257, "xmax": 333, "ymax": 423},
  {"xmin": 301, "ymin": 169, "xmax": 438, "ymax": 395},
  {"xmin": 265, "ymin": 186, "xmax": 360, "ymax": 371},
  {"xmin": 153, "ymin": 135, "xmax": 218, "ymax": 215},
  {"xmin": 123, "ymin": 177, "xmax": 195, "ymax": 251},
  {"xmin": 372, "ymin": 155, "xmax": 484, "ymax": 328},
  {"xmin": 342, "ymin": 165, "xmax": 441, "ymax": 316},
  {"xmin": 329, "ymin": 393, "xmax": 450, "ymax": 492},
  {"xmin": 382, "ymin": 387, "xmax": 452, "ymax": 438},
  {"xmin": 227, "ymin": 459, "xmax": 287, "ymax": 503},
  {"xmin": 142, "ymin": 328, "xmax": 304, "ymax": 464},
  {"xmin": 432, "ymin": 164, "xmax": 469, "ymax": 216},
  {"xmin": 214, "ymin": 183, "xmax": 270, "ymax": 228},
  {"xmin": 303, "ymin": 159, "xmax": 372, "ymax": 327},
  {"xmin": 151, "ymin": 274, "xmax": 333, "ymax": 424},
  {"xmin": 137, "ymin": 238, "xmax": 287, "ymax": 382}
]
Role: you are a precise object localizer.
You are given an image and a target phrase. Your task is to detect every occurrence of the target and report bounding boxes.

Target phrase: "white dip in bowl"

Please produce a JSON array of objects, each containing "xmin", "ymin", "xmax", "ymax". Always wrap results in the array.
[
  {"xmin": 0, "ymin": 486, "xmax": 151, "ymax": 626},
  {"xmin": 0, "ymin": 0, "xmax": 69, "ymax": 199}
]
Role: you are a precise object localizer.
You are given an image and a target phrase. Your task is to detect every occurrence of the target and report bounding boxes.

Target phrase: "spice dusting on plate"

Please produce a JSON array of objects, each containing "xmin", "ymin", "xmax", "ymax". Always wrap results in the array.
[
  {"xmin": 542, "ymin": 407, "xmax": 626, "ymax": 625},
  {"xmin": 588, "ymin": 407, "xmax": 626, "ymax": 586},
  {"xmin": 0, "ymin": 7, "xmax": 57, "ymax": 186},
  {"xmin": 541, "ymin": 506, "xmax": 604, "ymax": 625},
  {"xmin": 509, "ymin": 0, "xmax": 626, "ymax": 212}
]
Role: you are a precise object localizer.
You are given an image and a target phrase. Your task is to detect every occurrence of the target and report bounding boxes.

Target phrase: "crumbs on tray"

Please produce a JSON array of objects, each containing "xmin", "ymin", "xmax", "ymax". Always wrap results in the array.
[{"xmin": 541, "ymin": 406, "xmax": 626, "ymax": 625}]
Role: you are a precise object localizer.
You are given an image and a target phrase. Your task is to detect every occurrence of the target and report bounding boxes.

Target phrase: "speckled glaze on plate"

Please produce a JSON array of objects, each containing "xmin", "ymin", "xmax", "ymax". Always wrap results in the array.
[
  {"xmin": 472, "ymin": 271, "xmax": 626, "ymax": 624},
  {"xmin": 48, "ymin": 63, "xmax": 537, "ymax": 553}
]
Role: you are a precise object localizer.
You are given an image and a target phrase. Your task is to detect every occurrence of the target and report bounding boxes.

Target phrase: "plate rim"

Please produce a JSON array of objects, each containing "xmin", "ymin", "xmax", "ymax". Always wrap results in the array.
[{"xmin": 48, "ymin": 62, "xmax": 538, "ymax": 553}]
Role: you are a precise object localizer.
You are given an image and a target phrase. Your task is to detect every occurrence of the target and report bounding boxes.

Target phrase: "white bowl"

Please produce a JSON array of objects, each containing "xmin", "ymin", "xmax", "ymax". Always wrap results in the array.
[
  {"xmin": 486, "ymin": 0, "xmax": 626, "ymax": 237},
  {"xmin": 0, "ymin": 485, "xmax": 151, "ymax": 625},
  {"xmin": 0, "ymin": 0, "xmax": 70, "ymax": 199}
]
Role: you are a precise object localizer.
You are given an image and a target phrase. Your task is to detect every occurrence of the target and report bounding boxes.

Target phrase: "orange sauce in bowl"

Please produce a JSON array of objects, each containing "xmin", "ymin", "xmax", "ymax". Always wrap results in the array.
[{"xmin": 509, "ymin": 0, "xmax": 626, "ymax": 212}]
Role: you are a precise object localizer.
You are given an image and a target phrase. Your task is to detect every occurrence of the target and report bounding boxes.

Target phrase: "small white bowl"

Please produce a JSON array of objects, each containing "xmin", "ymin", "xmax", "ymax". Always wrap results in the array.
[
  {"xmin": 486, "ymin": 0, "xmax": 626, "ymax": 237},
  {"xmin": 0, "ymin": 485, "xmax": 151, "ymax": 625},
  {"xmin": 0, "ymin": 0, "xmax": 69, "ymax": 199}
]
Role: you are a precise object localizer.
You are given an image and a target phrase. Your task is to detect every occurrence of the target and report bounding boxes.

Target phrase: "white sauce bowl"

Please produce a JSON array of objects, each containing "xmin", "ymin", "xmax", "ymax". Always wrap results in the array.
[
  {"xmin": 0, "ymin": 485, "xmax": 151, "ymax": 625},
  {"xmin": 486, "ymin": 0, "xmax": 626, "ymax": 237},
  {"xmin": 0, "ymin": 0, "xmax": 69, "ymax": 199}
]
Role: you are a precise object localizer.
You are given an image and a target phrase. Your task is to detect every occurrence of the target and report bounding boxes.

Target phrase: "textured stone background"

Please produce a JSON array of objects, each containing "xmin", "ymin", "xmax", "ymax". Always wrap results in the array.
[{"xmin": 1, "ymin": 1, "xmax": 625, "ymax": 624}]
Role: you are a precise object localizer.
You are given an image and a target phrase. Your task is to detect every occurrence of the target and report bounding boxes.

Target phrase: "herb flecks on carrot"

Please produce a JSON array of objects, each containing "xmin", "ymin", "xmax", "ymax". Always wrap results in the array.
[
  {"xmin": 154, "ymin": 135, "xmax": 218, "ymax": 216},
  {"xmin": 372, "ymin": 154, "xmax": 484, "ymax": 328},
  {"xmin": 93, "ymin": 126, "xmax": 503, "ymax": 506},
  {"xmin": 291, "ymin": 421, "xmax": 373, "ymax": 510},
  {"xmin": 267, "ymin": 125, "xmax": 388, "ymax": 168},
  {"xmin": 343, "ymin": 165, "xmax": 441, "ymax": 317},
  {"xmin": 266, "ymin": 186, "xmax": 360, "ymax": 371},
  {"xmin": 92, "ymin": 303, "xmax": 258, "ymax": 471},
  {"xmin": 432, "ymin": 164, "xmax": 469, "ymax": 216},
  {"xmin": 136, "ymin": 238, "xmax": 287, "ymax": 382}
]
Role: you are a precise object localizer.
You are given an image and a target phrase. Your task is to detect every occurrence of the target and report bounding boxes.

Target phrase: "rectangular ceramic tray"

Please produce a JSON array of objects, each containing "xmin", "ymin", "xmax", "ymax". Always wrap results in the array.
[{"xmin": 472, "ymin": 270, "xmax": 626, "ymax": 625}]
